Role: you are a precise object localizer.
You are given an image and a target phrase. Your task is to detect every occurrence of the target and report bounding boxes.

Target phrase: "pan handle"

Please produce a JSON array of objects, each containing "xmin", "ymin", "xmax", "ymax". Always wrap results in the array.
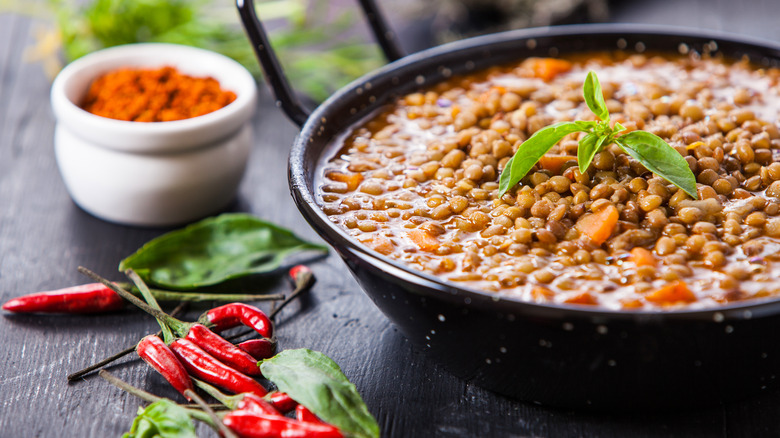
[{"xmin": 236, "ymin": 0, "xmax": 405, "ymax": 127}]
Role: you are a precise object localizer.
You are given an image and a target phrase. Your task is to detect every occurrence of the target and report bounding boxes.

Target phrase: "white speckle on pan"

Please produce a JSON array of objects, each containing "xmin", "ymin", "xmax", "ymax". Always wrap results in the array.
[
  {"xmin": 762, "ymin": 385, "xmax": 767, "ymax": 390},
  {"xmin": 275, "ymin": 100, "xmax": 282, "ymax": 108},
  {"xmin": 500, "ymin": 347, "xmax": 507, "ymax": 354},
  {"xmin": 350, "ymin": 108, "xmax": 357, "ymax": 115},
  {"xmin": 713, "ymin": 312, "xmax": 725, "ymax": 323},
  {"xmin": 365, "ymin": 82, "xmax": 372, "ymax": 90},
  {"xmin": 694, "ymin": 360, "xmax": 702, "ymax": 367},
  {"xmin": 617, "ymin": 38, "xmax": 627, "ymax": 49},
  {"xmin": 548, "ymin": 47, "xmax": 559, "ymax": 57},
  {"xmin": 562, "ymin": 322, "xmax": 574, "ymax": 331},
  {"xmin": 441, "ymin": 67, "xmax": 452, "ymax": 78},
  {"xmin": 678, "ymin": 43, "xmax": 689, "ymax": 54},
  {"xmin": 426, "ymin": 343, "xmax": 431, "ymax": 348},
  {"xmin": 431, "ymin": 329, "xmax": 436, "ymax": 335},
  {"xmin": 743, "ymin": 310, "xmax": 753, "ymax": 319},
  {"xmin": 415, "ymin": 75, "xmax": 425, "ymax": 85},
  {"xmin": 437, "ymin": 314, "xmax": 446, "ymax": 322},
  {"xmin": 390, "ymin": 294, "xmax": 396, "ymax": 300},
  {"xmin": 320, "ymin": 117, "xmax": 326, "ymax": 123},
  {"xmin": 464, "ymin": 297, "xmax": 471, "ymax": 304},
  {"xmin": 596, "ymin": 325, "xmax": 608, "ymax": 335},
  {"xmin": 607, "ymin": 360, "xmax": 616, "ymax": 367},
  {"xmin": 369, "ymin": 96, "xmax": 376, "ymax": 103},
  {"xmin": 466, "ymin": 61, "xmax": 475, "ymax": 70},
  {"xmin": 762, "ymin": 352, "xmax": 768, "ymax": 359},
  {"xmin": 486, "ymin": 358, "xmax": 492, "ymax": 365},
  {"xmin": 635, "ymin": 41, "xmax": 646, "ymax": 53},
  {"xmin": 492, "ymin": 296, "xmax": 500, "ymax": 302},
  {"xmin": 526, "ymin": 39, "xmax": 537, "ymax": 49},
  {"xmin": 356, "ymin": 87, "xmax": 363, "ymax": 95},
  {"xmin": 725, "ymin": 325, "xmax": 734, "ymax": 334},
  {"xmin": 772, "ymin": 375, "xmax": 776, "ymax": 380},
  {"xmin": 425, "ymin": 335, "xmax": 430, "ymax": 340}
]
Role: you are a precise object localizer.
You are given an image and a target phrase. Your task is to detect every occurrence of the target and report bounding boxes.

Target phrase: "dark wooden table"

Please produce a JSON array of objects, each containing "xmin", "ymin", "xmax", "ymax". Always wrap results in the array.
[{"xmin": 3, "ymin": 1, "xmax": 780, "ymax": 436}]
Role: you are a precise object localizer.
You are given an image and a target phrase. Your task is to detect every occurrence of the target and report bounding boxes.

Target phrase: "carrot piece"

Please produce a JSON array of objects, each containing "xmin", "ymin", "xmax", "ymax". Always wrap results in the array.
[
  {"xmin": 629, "ymin": 247, "xmax": 656, "ymax": 267},
  {"xmin": 645, "ymin": 281, "xmax": 696, "ymax": 305},
  {"xmin": 363, "ymin": 236, "xmax": 394, "ymax": 256},
  {"xmin": 531, "ymin": 286, "xmax": 554, "ymax": 303},
  {"xmin": 538, "ymin": 155, "xmax": 576, "ymax": 174},
  {"xmin": 325, "ymin": 171, "xmax": 363, "ymax": 192},
  {"xmin": 407, "ymin": 229, "xmax": 440, "ymax": 252},
  {"xmin": 575, "ymin": 204, "xmax": 619, "ymax": 245},
  {"xmin": 620, "ymin": 299, "xmax": 644, "ymax": 309},
  {"xmin": 562, "ymin": 292, "xmax": 598, "ymax": 305},
  {"xmin": 526, "ymin": 58, "xmax": 573, "ymax": 81}
]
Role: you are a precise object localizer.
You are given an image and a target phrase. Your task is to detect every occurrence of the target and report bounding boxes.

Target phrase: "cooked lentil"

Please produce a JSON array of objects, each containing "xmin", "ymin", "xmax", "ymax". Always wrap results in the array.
[{"xmin": 317, "ymin": 51, "xmax": 780, "ymax": 310}]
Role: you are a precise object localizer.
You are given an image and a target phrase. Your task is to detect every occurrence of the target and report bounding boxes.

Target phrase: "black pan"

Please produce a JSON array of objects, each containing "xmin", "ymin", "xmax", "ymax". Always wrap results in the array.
[{"xmin": 237, "ymin": 0, "xmax": 780, "ymax": 410}]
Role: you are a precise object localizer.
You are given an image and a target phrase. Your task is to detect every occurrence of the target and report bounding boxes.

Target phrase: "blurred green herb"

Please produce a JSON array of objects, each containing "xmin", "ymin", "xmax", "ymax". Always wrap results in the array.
[{"xmin": 3, "ymin": 0, "xmax": 383, "ymax": 102}]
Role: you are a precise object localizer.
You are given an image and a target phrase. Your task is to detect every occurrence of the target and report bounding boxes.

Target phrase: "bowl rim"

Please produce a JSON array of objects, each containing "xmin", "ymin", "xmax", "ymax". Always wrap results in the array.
[
  {"xmin": 51, "ymin": 42, "xmax": 258, "ymax": 154},
  {"xmin": 289, "ymin": 23, "xmax": 780, "ymax": 321}
]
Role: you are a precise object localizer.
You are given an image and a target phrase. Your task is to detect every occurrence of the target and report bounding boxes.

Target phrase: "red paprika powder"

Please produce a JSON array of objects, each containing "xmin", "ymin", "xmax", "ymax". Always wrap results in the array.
[{"xmin": 81, "ymin": 66, "xmax": 236, "ymax": 122}]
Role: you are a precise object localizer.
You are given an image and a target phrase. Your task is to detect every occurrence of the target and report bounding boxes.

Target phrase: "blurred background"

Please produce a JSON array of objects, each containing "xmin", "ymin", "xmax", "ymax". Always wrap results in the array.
[{"xmin": 2, "ymin": 0, "xmax": 775, "ymax": 104}]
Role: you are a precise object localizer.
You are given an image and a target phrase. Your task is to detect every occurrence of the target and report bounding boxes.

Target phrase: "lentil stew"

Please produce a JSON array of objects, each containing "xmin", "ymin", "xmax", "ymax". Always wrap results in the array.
[{"xmin": 316, "ymin": 51, "xmax": 780, "ymax": 311}]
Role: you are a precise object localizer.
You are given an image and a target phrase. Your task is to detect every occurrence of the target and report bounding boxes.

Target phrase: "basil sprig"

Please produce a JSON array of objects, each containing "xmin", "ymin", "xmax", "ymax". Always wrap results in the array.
[
  {"xmin": 498, "ymin": 71, "xmax": 698, "ymax": 199},
  {"xmin": 260, "ymin": 349, "xmax": 380, "ymax": 438}
]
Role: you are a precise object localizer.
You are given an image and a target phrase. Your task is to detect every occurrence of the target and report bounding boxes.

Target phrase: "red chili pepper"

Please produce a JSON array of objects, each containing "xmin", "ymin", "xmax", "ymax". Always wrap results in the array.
[
  {"xmin": 185, "ymin": 324, "xmax": 261, "ymax": 376},
  {"xmin": 237, "ymin": 338, "xmax": 275, "ymax": 361},
  {"xmin": 136, "ymin": 335, "xmax": 193, "ymax": 400},
  {"xmin": 2, "ymin": 283, "xmax": 124, "ymax": 314},
  {"xmin": 295, "ymin": 405, "xmax": 324, "ymax": 424},
  {"xmin": 266, "ymin": 392, "xmax": 297, "ymax": 414},
  {"xmin": 237, "ymin": 393, "xmax": 280, "ymax": 416},
  {"xmin": 289, "ymin": 265, "xmax": 312, "ymax": 286},
  {"xmin": 223, "ymin": 410, "xmax": 343, "ymax": 438},
  {"xmin": 202, "ymin": 303, "xmax": 273, "ymax": 338},
  {"xmin": 170, "ymin": 338, "xmax": 267, "ymax": 397}
]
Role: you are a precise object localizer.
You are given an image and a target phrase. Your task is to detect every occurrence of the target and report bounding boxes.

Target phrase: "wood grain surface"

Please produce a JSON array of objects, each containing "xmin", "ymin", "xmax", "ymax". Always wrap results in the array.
[{"xmin": 2, "ymin": 1, "xmax": 780, "ymax": 436}]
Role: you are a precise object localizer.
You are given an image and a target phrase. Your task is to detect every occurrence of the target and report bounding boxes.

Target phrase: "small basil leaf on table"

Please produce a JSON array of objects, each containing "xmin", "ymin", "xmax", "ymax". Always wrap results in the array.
[
  {"xmin": 583, "ymin": 70, "xmax": 610, "ymax": 122},
  {"xmin": 260, "ymin": 349, "xmax": 380, "ymax": 438},
  {"xmin": 119, "ymin": 213, "xmax": 329, "ymax": 289},
  {"xmin": 122, "ymin": 399, "xmax": 197, "ymax": 438},
  {"xmin": 577, "ymin": 131, "xmax": 607, "ymax": 174},
  {"xmin": 498, "ymin": 121, "xmax": 593, "ymax": 195},
  {"xmin": 616, "ymin": 131, "xmax": 698, "ymax": 198}
]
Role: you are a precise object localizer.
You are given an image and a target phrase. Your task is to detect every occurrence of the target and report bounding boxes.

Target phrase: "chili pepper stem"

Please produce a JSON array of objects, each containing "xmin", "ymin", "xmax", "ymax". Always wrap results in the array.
[
  {"xmin": 79, "ymin": 266, "xmax": 190, "ymax": 337},
  {"xmin": 270, "ymin": 269, "xmax": 315, "ymax": 320},
  {"xmin": 126, "ymin": 269, "xmax": 174, "ymax": 343},
  {"xmin": 67, "ymin": 303, "xmax": 188, "ymax": 382},
  {"xmin": 99, "ymin": 370, "xmax": 215, "ymax": 424},
  {"xmin": 185, "ymin": 389, "xmax": 238, "ymax": 438},
  {"xmin": 117, "ymin": 283, "xmax": 285, "ymax": 303},
  {"xmin": 192, "ymin": 378, "xmax": 242, "ymax": 409}
]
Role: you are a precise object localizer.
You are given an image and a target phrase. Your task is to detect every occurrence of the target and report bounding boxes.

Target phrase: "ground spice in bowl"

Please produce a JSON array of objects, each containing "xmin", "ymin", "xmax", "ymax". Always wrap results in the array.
[{"xmin": 80, "ymin": 66, "xmax": 237, "ymax": 122}]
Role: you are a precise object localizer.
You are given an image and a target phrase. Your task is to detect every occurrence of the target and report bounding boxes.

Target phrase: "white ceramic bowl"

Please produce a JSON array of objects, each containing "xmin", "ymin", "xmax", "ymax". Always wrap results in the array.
[{"xmin": 51, "ymin": 43, "xmax": 257, "ymax": 226}]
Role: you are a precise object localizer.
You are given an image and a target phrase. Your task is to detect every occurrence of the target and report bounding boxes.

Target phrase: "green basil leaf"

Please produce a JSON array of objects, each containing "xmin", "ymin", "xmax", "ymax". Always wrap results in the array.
[
  {"xmin": 616, "ymin": 131, "xmax": 699, "ymax": 199},
  {"xmin": 122, "ymin": 400, "xmax": 197, "ymax": 438},
  {"xmin": 577, "ymin": 132, "xmax": 607, "ymax": 173},
  {"xmin": 120, "ymin": 213, "xmax": 329, "ymax": 289},
  {"xmin": 498, "ymin": 121, "xmax": 592, "ymax": 195},
  {"xmin": 583, "ymin": 70, "xmax": 609, "ymax": 122},
  {"xmin": 260, "ymin": 349, "xmax": 379, "ymax": 438}
]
